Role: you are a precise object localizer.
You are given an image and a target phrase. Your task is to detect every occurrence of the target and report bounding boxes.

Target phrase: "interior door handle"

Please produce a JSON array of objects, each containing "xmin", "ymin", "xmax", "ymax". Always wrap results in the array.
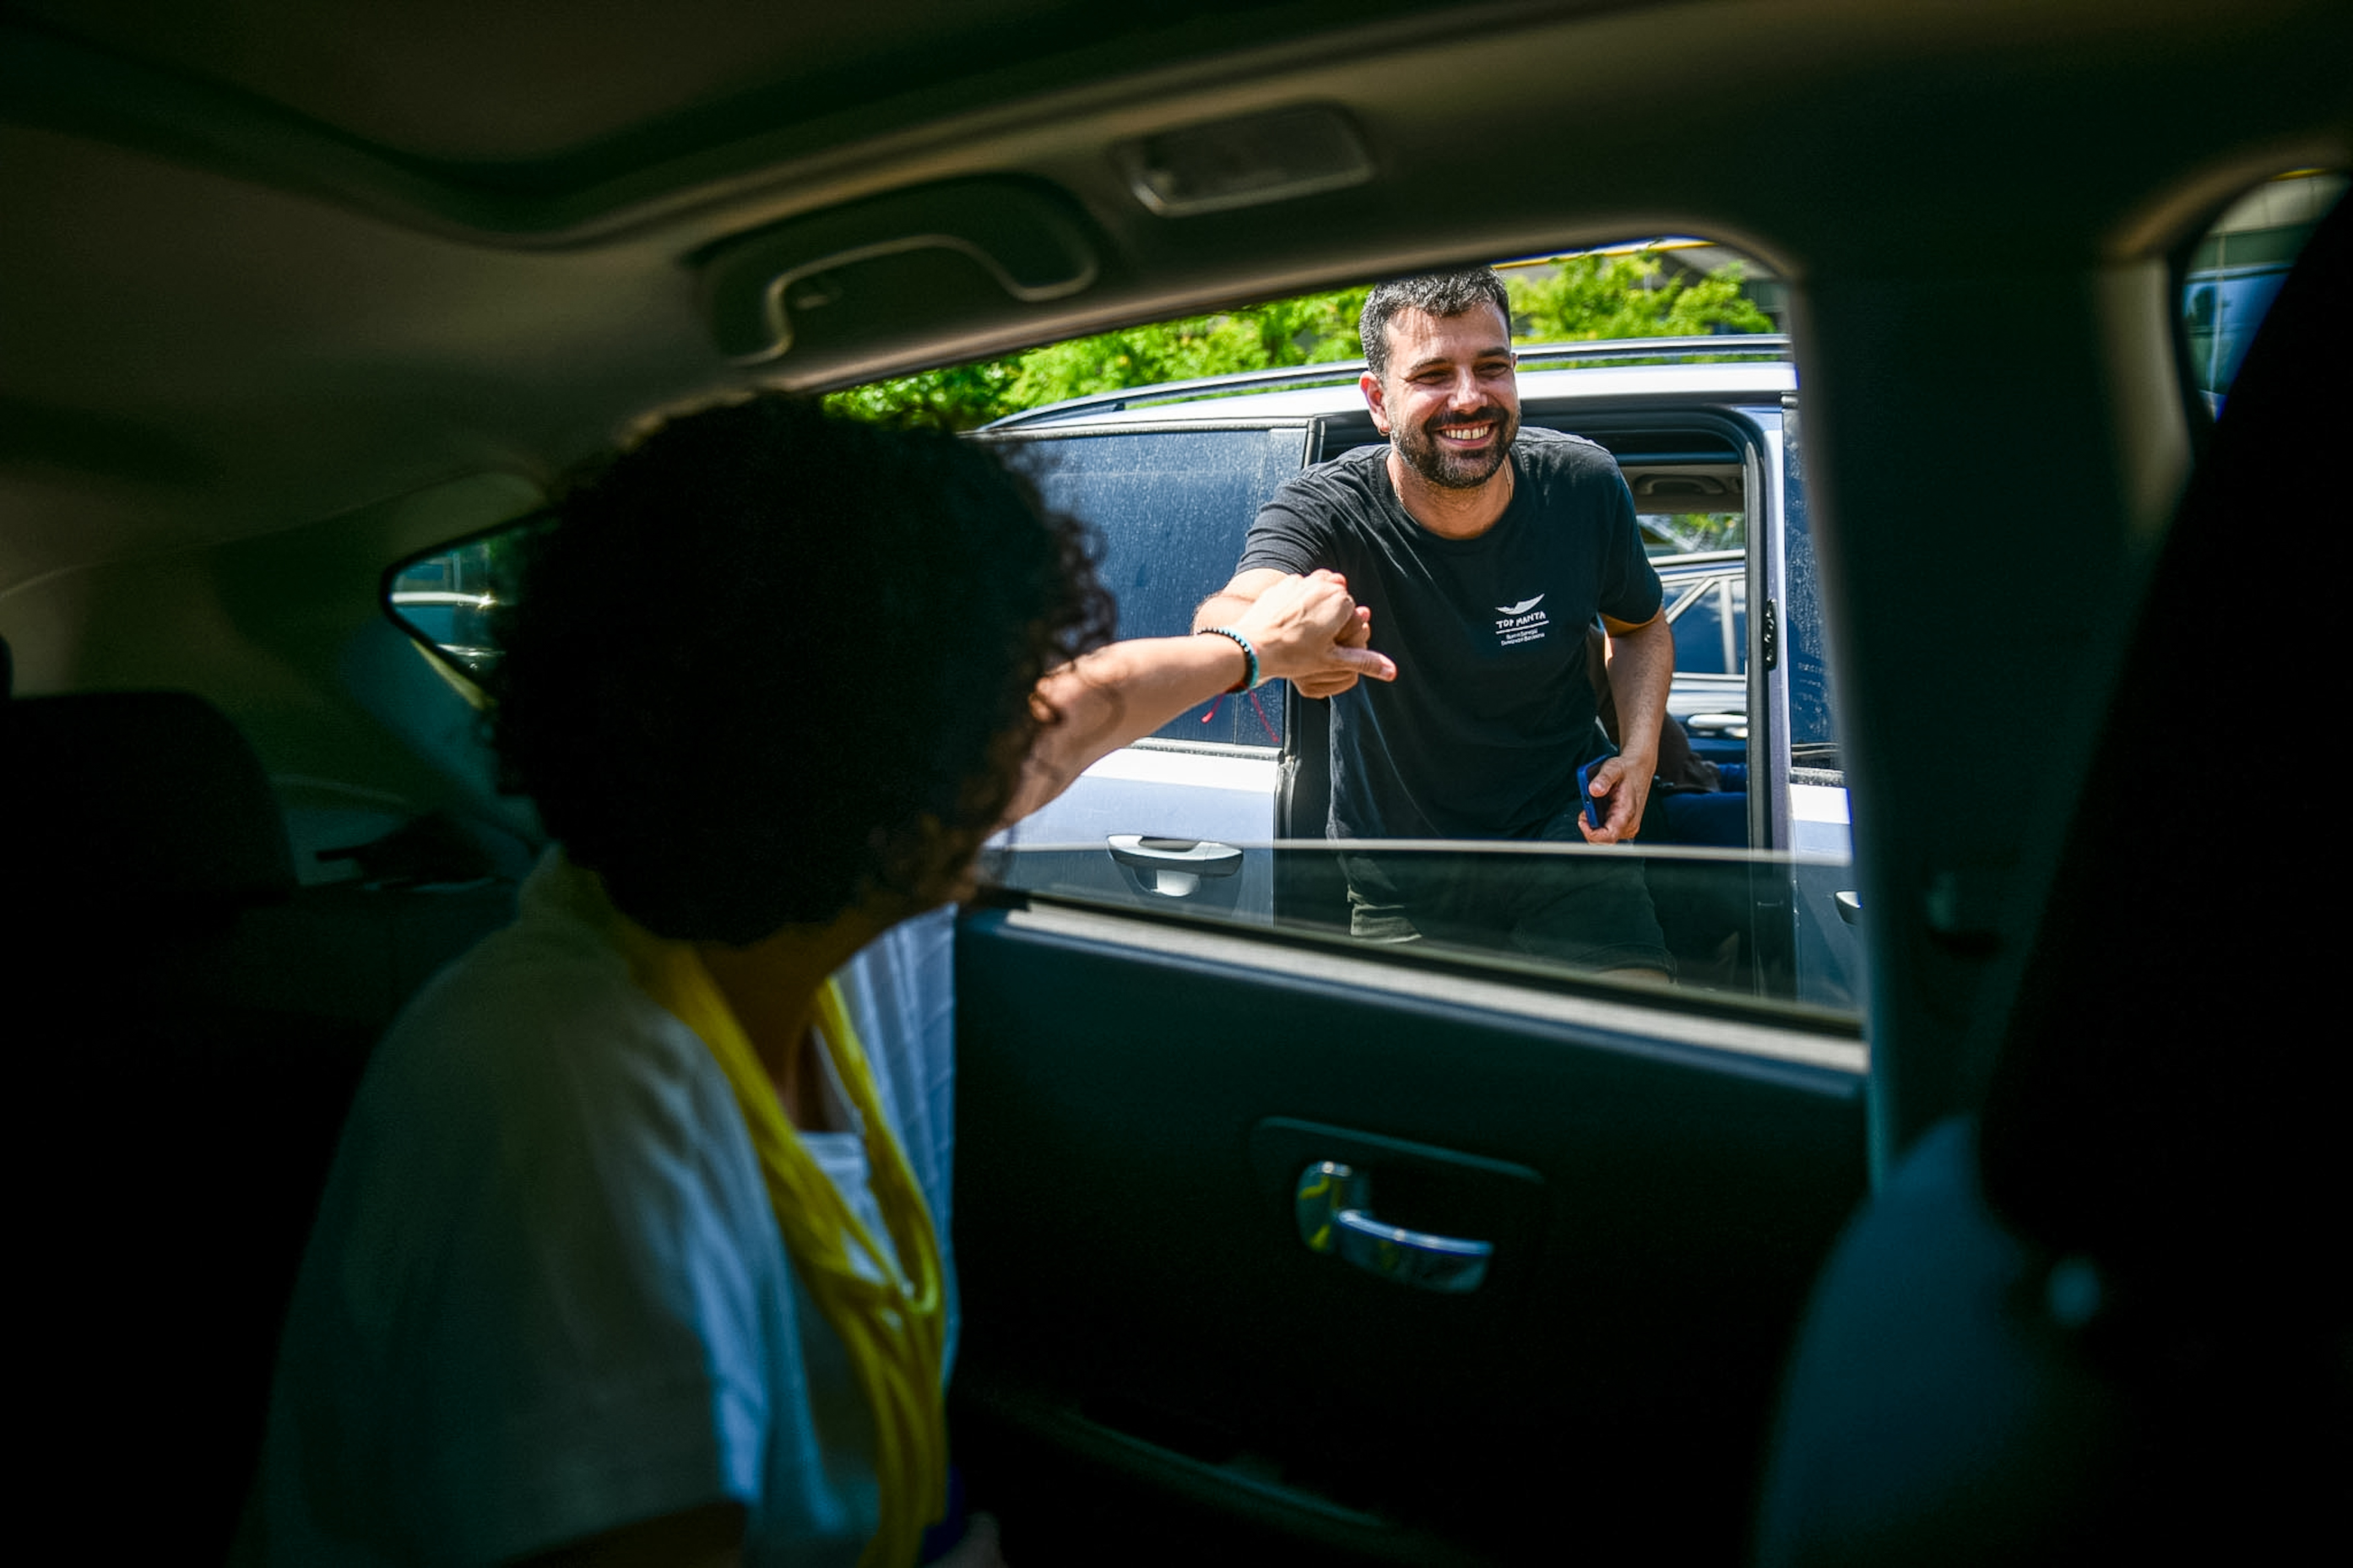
[
  {"xmin": 1108, "ymin": 834, "xmax": 1243, "ymax": 897},
  {"xmin": 1834, "ymin": 890, "xmax": 1862, "ymax": 925},
  {"xmin": 1294, "ymin": 1161, "xmax": 1492, "ymax": 1293}
]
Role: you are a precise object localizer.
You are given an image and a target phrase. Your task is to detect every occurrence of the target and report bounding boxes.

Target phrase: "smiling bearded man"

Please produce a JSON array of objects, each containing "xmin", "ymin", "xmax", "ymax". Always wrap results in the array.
[{"xmin": 1194, "ymin": 266, "xmax": 1678, "ymax": 979}]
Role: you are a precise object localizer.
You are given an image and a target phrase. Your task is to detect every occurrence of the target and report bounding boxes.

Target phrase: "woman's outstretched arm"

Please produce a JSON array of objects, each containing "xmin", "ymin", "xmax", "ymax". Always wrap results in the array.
[{"xmin": 1000, "ymin": 570, "xmax": 1395, "ymax": 827}]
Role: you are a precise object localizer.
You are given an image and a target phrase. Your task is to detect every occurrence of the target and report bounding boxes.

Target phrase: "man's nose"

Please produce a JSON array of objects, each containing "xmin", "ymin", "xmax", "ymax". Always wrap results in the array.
[{"xmin": 1447, "ymin": 371, "xmax": 1486, "ymax": 408}]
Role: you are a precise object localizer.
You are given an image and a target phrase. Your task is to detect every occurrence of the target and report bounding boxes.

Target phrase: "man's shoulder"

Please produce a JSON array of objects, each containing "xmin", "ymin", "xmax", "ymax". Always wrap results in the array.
[
  {"xmin": 1270, "ymin": 440, "xmax": 1389, "ymax": 506},
  {"xmin": 1315, "ymin": 440, "xmax": 1395, "ymax": 475},
  {"xmin": 1512, "ymin": 425, "xmax": 1620, "ymax": 476},
  {"xmin": 1512, "ymin": 427, "xmax": 1633, "ymax": 523},
  {"xmin": 1248, "ymin": 442, "xmax": 1391, "ymax": 555}
]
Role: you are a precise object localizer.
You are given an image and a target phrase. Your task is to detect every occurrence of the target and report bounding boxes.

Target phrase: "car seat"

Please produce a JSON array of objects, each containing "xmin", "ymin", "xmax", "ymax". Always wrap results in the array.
[
  {"xmin": 1750, "ymin": 189, "xmax": 2349, "ymax": 1562},
  {"xmin": 4, "ymin": 690, "xmax": 381, "ymax": 1562}
]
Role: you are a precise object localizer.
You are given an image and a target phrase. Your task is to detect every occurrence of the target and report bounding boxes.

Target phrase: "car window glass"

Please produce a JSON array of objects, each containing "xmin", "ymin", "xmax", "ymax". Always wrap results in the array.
[
  {"xmin": 384, "ymin": 532, "xmax": 533, "ymax": 674},
  {"xmin": 1669, "ymin": 576, "xmax": 1741, "ymax": 675},
  {"xmin": 822, "ymin": 246, "xmax": 1862, "ymax": 1021},
  {"xmin": 994, "ymin": 425, "xmax": 1310, "ymax": 747},
  {"xmin": 2182, "ymin": 168, "xmax": 2346, "ymax": 411},
  {"xmin": 1781, "ymin": 399, "xmax": 1838, "ymax": 773},
  {"xmin": 1657, "ymin": 579, "xmax": 1705, "ymax": 621},
  {"xmin": 1636, "ymin": 509, "xmax": 1744, "ymax": 556}
]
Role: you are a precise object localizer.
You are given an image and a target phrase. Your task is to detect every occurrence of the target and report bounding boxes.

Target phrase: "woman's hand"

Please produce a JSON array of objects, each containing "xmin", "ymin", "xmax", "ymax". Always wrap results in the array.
[
  {"xmin": 1004, "ymin": 573, "xmax": 1397, "ymax": 828},
  {"xmin": 1232, "ymin": 570, "xmax": 1397, "ymax": 693}
]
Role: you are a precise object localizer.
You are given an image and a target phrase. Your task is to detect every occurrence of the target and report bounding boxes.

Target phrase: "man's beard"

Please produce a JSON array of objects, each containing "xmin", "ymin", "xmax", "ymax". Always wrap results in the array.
[{"xmin": 1393, "ymin": 404, "xmax": 1519, "ymax": 490}]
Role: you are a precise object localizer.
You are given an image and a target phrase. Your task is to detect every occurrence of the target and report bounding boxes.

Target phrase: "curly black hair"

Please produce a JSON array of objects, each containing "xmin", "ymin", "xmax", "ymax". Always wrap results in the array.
[{"xmin": 490, "ymin": 393, "xmax": 1114, "ymax": 943}]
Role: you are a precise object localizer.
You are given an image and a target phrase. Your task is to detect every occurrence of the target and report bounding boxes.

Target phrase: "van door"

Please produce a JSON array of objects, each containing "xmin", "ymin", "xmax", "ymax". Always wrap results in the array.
[
  {"xmin": 1765, "ymin": 394, "xmax": 1866, "ymax": 1010},
  {"xmin": 975, "ymin": 420, "xmax": 1315, "ymax": 919}
]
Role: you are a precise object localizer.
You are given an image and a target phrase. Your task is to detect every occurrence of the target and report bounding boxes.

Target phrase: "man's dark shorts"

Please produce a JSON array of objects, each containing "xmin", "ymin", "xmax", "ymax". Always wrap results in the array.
[{"xmin": 1338, "ymin": 800, "xmax": 1675, "ymax": 976}]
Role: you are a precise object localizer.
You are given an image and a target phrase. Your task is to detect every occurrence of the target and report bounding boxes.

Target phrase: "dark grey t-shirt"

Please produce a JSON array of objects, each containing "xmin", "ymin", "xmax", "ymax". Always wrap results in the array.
[{"xmin": 1239, "ymin": 427, "xmax": 1661, "ymax": 839}]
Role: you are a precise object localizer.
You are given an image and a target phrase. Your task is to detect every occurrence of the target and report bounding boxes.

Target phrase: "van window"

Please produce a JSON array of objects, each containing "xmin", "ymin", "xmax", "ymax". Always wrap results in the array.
[
  {"xmin": 1781, "ymin": 400, "xmax": 1839, "ymax": 774},
  {"xmin": 1667, "ymin": 574, "xmax": 1744, "ymax": 676},
  {"xmin": 993, "ymin": 425, "xmax": 1314, "ymax": 747}
]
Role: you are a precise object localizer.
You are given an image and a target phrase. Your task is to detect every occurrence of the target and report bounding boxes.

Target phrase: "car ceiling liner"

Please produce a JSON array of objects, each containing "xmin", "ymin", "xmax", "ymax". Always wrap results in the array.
[{"xmin": 697, "ymin": 106, "xmax": 1373, "ymax": 366}]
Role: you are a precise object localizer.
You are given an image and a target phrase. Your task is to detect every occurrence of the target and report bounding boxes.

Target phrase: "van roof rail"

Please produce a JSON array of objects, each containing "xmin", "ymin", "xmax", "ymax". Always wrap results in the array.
[{"xmin": 978, "ymin": 334, "xmax": 1793, "ymax": 430}]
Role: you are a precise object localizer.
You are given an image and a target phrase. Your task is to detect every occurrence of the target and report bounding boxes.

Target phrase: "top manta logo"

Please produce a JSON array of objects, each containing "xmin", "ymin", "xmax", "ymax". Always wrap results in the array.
[{"xmin": 1496, "ymin": 595, "xmax": 1546, "ymax": 617}]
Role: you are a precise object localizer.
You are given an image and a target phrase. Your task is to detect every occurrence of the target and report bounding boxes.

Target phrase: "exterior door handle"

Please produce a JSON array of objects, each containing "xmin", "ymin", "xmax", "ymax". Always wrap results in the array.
[
  {"xmin": 1294, "ymin": 1160, "xmax": 1493, "ymax": 1293},
  {"xmin": 1108, "ymin": 834, "xmax": 1243, "ymax": 897}
]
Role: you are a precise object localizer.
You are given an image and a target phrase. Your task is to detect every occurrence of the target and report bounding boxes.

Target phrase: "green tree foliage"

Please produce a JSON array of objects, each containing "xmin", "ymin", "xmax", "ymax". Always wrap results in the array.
[
  {"xmin": 820, "ymin": 359, "xmax": 1023, "ymax": 432},
  {"xmin": 1007, "ymin": 286, "xmax": 1369, "ymax": 408},
  {"xmin": 1507, "ymin": 252, "xmax": 1772, "ymax": 343},
  {"xmin": 827, "ymin": 287, "xmax": 1367, "ymax": 431},
  {"xmin": 826, "ymin": 251, "xmax": 1771, "ymax": 429}
]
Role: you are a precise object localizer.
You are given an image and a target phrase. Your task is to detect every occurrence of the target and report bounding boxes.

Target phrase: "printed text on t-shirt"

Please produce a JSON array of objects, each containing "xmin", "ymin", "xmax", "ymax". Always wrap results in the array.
[{"xmin": 1495, "ymin": 593, "xmax": 1549, "ymax": 647}]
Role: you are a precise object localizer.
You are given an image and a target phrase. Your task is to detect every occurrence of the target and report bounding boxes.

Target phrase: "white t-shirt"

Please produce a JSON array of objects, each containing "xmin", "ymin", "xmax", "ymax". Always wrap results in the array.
[{"xmin": 246, "ymin": 851, "xmax": 958, "ymax": 1567}]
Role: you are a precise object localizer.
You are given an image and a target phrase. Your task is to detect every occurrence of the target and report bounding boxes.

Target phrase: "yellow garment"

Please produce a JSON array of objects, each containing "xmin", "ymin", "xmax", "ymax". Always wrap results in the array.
[{"xmin": 561, "ymin": 860, "xmax": 948, "ymax": 1568}]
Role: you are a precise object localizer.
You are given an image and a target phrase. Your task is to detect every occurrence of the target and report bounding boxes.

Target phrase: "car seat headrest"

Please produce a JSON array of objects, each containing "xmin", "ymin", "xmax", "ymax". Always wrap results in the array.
[
  {"xmin": 1977, "ymin": 187, "xmax": 2349, "ymax": 1333},
  {"xmin": 2, "ymin": 691, "xmax": 296, "ymax": 925}
]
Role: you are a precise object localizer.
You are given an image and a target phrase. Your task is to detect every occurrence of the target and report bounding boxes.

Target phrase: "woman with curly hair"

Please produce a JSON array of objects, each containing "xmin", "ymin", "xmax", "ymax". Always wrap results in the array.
[{"xmin": 243, "ymin": 394, "xmax": 1391, "ymax": 1568}]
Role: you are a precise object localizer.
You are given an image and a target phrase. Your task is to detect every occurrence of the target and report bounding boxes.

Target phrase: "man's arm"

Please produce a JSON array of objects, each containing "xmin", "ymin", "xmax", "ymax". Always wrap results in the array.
[
  {"xmin": 1004, "ymin": 571, "xmax": 1395, "ymax": 826},
  {"xmin": 1579, "ymin": 612, "xmax": 1674, "ymax": 844},
  {"xmin": 1194, "ymin": 568, "xmax": 1374, "ymax": 698},
  {"xmin": 1190, "ymin": 566, "xmax": 1286, "ymax": 632}
]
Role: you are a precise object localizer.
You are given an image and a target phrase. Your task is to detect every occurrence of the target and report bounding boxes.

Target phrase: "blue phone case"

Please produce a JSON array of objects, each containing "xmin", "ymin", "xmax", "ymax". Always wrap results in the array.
[{"xmin": 1577, "ymin": 757, "xmax": 1607, "ymax": 831}]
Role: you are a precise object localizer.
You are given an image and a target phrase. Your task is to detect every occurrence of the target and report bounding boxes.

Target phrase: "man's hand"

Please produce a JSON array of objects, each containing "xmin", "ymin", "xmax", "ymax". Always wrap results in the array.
[
  {"xmin": 1295, "ymin": 602, "xmax": 1378, "ymax": 697},
  {"xmin": 1579, "ymin": 611, "xmax": 1673, "ymax": 843},
  {"xmin": 1230, "ymin": 569, "xmax": 1397, "ymax": 691},
  {"xmin": 1576, "ymin": 749, "xmax": 1656, "ymax": 845},
  {"xmin": 1197, "ymin": 567, "xmax": 1392, "ymax": 697},
  {"xmin": 1191, "ymin": 567, "xmax": 1284, "ymax": 637}
]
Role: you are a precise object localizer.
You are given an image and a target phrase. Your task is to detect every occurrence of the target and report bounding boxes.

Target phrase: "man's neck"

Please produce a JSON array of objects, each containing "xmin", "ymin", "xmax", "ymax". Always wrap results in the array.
[{"xmin": 1386, "ymin": 446, "xmax": 1515, "ymax": 540}]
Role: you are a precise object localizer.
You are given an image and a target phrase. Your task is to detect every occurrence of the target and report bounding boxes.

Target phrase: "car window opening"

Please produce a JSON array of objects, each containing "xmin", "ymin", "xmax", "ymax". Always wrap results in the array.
[{"xmin": 386, "ymin": 241, "xmax": 1866, "ymax": 1024}]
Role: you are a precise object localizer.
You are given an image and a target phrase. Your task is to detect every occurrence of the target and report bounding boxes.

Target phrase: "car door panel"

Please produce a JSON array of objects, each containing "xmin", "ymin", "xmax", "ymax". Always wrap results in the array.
[
  {"xmin": 950, "ymin": 898, "xmax": 1867, "ymax": 1561},
  {"xmin": 990, "ymin": 744, "xmax": 1280, "ymax": 916}
]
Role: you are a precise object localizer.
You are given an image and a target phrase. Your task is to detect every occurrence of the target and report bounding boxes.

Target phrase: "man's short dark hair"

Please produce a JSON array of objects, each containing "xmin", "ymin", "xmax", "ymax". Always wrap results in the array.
[
  {"xmin": 490, "ymin": 394, "xmax": 1113, "ymax": 943},
  {"xmin": 1359, "ymin": 268, "xmax": 1513, "ymax": 379}
]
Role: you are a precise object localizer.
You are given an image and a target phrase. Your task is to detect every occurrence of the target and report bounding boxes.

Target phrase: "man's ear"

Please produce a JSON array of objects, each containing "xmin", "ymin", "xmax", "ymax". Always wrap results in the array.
[{"xmin": 1360, "ymin": 370, "xmax": 1391, "ymax": 435}]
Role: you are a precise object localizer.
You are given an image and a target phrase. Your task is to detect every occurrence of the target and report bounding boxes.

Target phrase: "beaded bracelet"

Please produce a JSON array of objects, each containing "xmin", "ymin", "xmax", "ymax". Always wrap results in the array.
[{"xmin": 1196, "ymin": 626, "xmax": 1260, "ymax": 693}]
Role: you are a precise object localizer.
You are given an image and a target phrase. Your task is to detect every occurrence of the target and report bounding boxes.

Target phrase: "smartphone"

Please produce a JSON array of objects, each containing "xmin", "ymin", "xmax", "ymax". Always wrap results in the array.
[{"xmin": 1577, "ymin": 756, "xmax": 1609, "ymax": 832}]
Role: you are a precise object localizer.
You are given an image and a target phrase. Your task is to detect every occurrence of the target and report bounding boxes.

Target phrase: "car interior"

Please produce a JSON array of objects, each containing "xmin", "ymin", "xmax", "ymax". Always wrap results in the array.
[{"xmin": 3, "ymin": 2, "xmax": 2345, "ymax": 1563}]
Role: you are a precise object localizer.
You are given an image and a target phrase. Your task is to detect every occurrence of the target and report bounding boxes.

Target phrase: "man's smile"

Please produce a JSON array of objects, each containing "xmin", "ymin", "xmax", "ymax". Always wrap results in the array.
[{"xmin": 1429, "ymin": 410, "xmax": 1506, "ymax": 448}]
